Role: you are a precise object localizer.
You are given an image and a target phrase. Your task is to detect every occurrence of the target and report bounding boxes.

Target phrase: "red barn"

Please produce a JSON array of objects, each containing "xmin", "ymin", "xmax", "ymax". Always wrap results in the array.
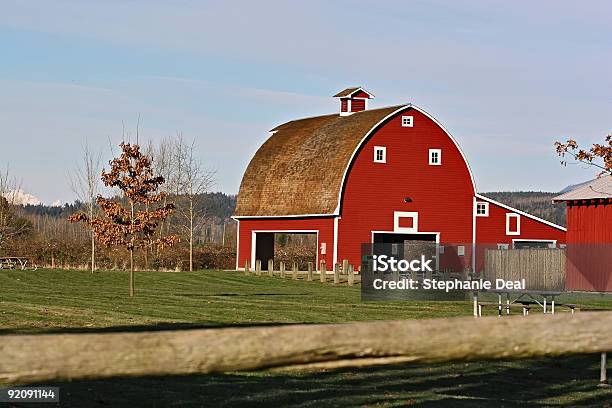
[
  {"xmin": 553, "ymin": 176, "xmax": 612, "ymax": 292},
  {"xmin": 234, "ymin": 88, "xmax": 566, "ymax": 272}
]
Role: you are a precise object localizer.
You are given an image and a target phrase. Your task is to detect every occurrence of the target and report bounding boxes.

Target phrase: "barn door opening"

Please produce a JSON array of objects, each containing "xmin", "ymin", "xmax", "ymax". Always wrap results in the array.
[
  {"xmin": 372, "ymin": 233, "xmax": 439, "ymax": 270},
  {"xmin": 253, "ymin": 232, "xmax": 318, "ymax": 270}
]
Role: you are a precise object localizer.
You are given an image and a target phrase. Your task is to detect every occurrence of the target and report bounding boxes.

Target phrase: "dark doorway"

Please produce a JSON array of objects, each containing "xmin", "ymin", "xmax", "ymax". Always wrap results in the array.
[
  {"xmin": 255, "ymin": 232, "xmax": 275, "ymax": 267},
  {"xmin": 372, "ymin": 233, "xmax": 438, "ymax": 265},
  {"xmin": 513, "ymin": 240, "xmax": 555, "ymax": 249}
]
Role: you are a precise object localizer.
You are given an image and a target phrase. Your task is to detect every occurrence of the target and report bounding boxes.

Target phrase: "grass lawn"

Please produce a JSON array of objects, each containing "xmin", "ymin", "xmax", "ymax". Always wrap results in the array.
[{"xmin": 1, "ymin": 268, "xmax": 611, "ymax": 407}]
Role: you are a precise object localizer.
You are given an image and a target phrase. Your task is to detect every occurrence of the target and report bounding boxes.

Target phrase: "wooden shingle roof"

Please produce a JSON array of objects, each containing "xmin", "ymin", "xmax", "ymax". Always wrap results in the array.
[
  {"xmin": 332, "ymin": 87, "xmax": 374, "ymax": 98},
  {"xmin": 235, "ymin": 105, "xmax": 406, "ymax": 217},
  {"xmin": 333, "ymin": 87, "xmax": 360, "ymax": 97}
]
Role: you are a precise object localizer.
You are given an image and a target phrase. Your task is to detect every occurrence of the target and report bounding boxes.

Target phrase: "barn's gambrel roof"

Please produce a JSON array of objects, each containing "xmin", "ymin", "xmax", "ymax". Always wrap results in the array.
[{"xmin": 235, "ymin": 104, "xmax": 475, "ymax": 217}]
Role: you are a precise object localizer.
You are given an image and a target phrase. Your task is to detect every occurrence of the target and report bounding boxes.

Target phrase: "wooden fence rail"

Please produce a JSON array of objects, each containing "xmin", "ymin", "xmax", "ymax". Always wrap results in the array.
[{"xmin": 1, "ymin": 312, "xmax": 611, "ymax": 384}]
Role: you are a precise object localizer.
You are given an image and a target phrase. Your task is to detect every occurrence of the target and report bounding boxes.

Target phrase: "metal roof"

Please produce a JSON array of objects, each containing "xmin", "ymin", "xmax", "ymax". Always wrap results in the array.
[{"xmin": 553, "ymin": 175, "xmax": 612, "ymax": 201}]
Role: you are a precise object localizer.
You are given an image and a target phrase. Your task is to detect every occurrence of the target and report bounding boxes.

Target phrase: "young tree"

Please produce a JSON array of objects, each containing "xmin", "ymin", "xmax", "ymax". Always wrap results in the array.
[
  {"xmin": 70, "ymin": 143, "xmax": 102, "ymax": 273},
  {"xmin": 174, "ymin": 137, "xmax": 215, "ymax": 271},
  {"xmin": 69, "ymin": 143, "xmax": 178, "ymax": 296},
  {"xmin": 555, "ymin": 134, "xmax": 612, "ymax": 177},
  {"xmin": 0, "ymin": 167, "xmax": 30, "ymax": 251}
]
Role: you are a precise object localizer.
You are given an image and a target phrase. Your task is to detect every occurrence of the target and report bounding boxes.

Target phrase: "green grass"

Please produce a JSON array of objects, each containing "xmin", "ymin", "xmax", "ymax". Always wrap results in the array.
[
  {"xmin": 1, "ymin": 269, "xmax": 611, "ymax": 407},
  {"xmin": 0, "ymin": 268, "xmax": 479, "ymax": 333}
]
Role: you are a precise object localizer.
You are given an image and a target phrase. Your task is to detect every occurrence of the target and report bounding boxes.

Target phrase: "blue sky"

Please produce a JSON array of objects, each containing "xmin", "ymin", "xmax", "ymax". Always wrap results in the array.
[{"xmin": 1, "ymin": 0, "xmax": 611, "ymax": 204}]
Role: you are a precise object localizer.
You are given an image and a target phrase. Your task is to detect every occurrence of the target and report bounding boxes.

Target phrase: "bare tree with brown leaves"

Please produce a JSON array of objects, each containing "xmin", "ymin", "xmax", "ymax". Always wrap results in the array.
[
  {"xmin": 555, "ymin": 134, "xmax": 612, "ymax": 177},
  {"xmin": 69, "ymin": 143, "xmax": 178, "ymax": 296}
]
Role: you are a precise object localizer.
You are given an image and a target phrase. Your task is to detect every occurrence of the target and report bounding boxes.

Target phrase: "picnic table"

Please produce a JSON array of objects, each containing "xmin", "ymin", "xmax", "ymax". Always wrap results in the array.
[{"xmin": 0, "ymin": 256, "xmax": 37, "ymax": 270}]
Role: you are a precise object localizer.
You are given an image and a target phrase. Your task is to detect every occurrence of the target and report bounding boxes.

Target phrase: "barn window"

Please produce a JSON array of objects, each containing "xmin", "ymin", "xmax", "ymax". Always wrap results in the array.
[
  {"xmin": 475, "ymin": 202, "xmax": 489, "ymax": 217},
  {"xmin": 497, "ymin": 243, "xmax": 509, "ymax": 250},
  {"xmin": 506, "ymin": 213, "xmax": 521, "ymax": 235},
  {"xmin": 394, "ymin": 211, "xmax": 418, "ymax": 233},
  {"xmin": 374, "ymin": 146, "xmax": 386, "ymax": 163},
  {"xmin": 429, "ymin": 149, "xmax": 441, "ymax": 165},
  {"xmin": 401, "ymin": 116, "xmax": 414, "ymax": 127},
  {"xmin": 457, "ymin": 245, "xmax": 465, "ymax": 256}
]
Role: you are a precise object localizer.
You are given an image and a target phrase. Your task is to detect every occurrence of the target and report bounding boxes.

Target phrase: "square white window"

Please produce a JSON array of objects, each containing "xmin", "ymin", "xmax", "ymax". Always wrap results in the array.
[
  {"xmin": 374, "ymin": 146, "xmax": 386, "ymax": 163},
  {"xmin": 497, "ymin": 243, "xmax": 509, "ymax": 250},
  {"xmin": 401, "ymin": 116, "xmax": 414, "ymax": 127},
  {"xmin": 475, "ymin": 202, "xmax": 489, "ymax": 217},
  {"xmin": 506, "ymin": 213, "xmax": 521, "ymax": 235},
  {"xmin": 457, "ymin": 245, "xmax": 465, "ymax": 256},
  {"xmin": 429, "ymin": 149, "xmax": 441, "ymax": 166}
]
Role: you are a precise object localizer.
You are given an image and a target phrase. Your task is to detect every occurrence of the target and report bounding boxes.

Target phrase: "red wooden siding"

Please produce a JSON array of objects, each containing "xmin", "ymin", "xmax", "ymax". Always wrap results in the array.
[
  {"xmin": 352, "ymin": 90, "xmax": 371, "ymax": 99},
  {"xmin": 476, "ymin": 201, "xmax": 565, "ymax": 246},
  {"xmin": 565, "ymin": 202, "xmax": 612, "ymax": 292},
  {"xmin": 350, "ymin": 98, "xmax": 366, "ymax": 112},
  {"xmin": 340, "ymin": 99, "xmax": 348, "ymax": 112},
  {"xmin": 474, "ymin": 200, "xmax": 566, "ymax": 272},
  {"xmin": 337, "ymin": 108, "xmax": 475, "ymax": 268},
  {"xmin": 566, "ymin": 202, "xmax": 612, "ymax": 243}
]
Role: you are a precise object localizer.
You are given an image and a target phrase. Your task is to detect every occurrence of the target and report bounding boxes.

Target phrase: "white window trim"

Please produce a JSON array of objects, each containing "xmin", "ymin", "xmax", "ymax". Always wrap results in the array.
[
  {"xmin": 506, "ymin": 213, "xmax": 521, "ymax": 236},
  {"xmin": 374, "ymin": 146, "xmax": 386, "ymax": 163},
  {"xmin": 429, "ymin": 148, "xmax": 442, "ymax": 166},
  {"xmin": 475, "ymin": 202, "xmax": 489, "ymax": 217},
  {"xmin": 497, "ymin": 243, "xmax": 509, "ymax": 250},
  {"xmin": 393, "ymin": 211, "xmax": 418, "ymax": 233},
  {"xmin": 401, "ymin": 115, "xmax": 414, "ymax": 127},
  {"xmin": 457, "ymin": 245, "xmax": 465, "ymax": 256}
]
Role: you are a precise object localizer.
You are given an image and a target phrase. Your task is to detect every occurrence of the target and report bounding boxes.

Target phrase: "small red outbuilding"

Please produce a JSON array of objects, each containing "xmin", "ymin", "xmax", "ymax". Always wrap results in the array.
[{"xmin": 554, "ymin": 176, "xmax": 612, "ymax": 292}]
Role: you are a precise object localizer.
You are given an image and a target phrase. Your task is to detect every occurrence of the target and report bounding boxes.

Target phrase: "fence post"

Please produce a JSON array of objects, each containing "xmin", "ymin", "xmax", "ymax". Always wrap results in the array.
[
  {"xmin": 342, "ymin": 259, "xmax": 349, "ymax": 275},
  {"xmin": 348, "ymin": 264, "xmax": 354, "ymax": 286},
  {"xmin": 601, "ymin": 352, "xmax": 608, "ymax": 385},
  {"xmin": 307, "ymin": 262, "xmax": 313, "ymax": 281},
  {"xmin": 255, "ymin": 260, "xmax": 261, "ymax": 276},
  {"xmin": 333, "ymin": 263, "xmax": 340, "ymax": 284},
  {"xmin": 292, "ymin": 262, "xmax": 298, "ymax": 280},
  {"xmin": 268, "ymin": 259, "xmax": 274, "ymax": 277},
  {"xmin": 280, "ymin": 261, "xmax": 286, "ymax": 278},
  {"xmin": 244, "ymin": 260, "xmax": 250, "ymax": 275},
  {"xmin": 320, "ymin": 260, "xmax": 326, "ymax": 283}
]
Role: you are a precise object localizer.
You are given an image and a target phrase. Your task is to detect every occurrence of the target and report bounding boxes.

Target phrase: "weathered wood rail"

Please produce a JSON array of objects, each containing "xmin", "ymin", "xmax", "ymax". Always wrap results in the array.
[{"xmin": 1, "ymin": 312, "xmax": 611, "ymax": 384}]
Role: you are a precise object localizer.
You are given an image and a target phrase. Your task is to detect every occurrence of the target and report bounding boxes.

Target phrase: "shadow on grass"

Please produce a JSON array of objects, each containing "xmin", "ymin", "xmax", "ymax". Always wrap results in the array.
[
  {"xmin": 33, "ymin": 355, "xmax": 610, "ymax": 407},
  {"xmin": 178, "ymin": 292, "xmax": 312, "ymax": 297},
  {"xmin": 0, "ymin": 321, "xmax": 300, "ymax": 335}
]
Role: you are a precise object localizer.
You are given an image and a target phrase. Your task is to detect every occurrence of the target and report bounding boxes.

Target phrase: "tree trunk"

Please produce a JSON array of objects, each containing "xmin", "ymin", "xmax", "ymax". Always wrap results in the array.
[
  {"xmin": 129, "ymin": 249, "xmax": 134, "ymax": 297},
  {"xmin": 129, "ymin": 200, "xmax": 135, "ymax": 297},
  {"xmin": 89, "ymin": 202, "xmax": 95, "ymax": 273},
  {"xmin": 91, "ymin": 232, "xmax": 95, "ymax": 273},
  {"xmin": 189, "ymin": 198, "xmax": 193, "ymax": 272}
]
